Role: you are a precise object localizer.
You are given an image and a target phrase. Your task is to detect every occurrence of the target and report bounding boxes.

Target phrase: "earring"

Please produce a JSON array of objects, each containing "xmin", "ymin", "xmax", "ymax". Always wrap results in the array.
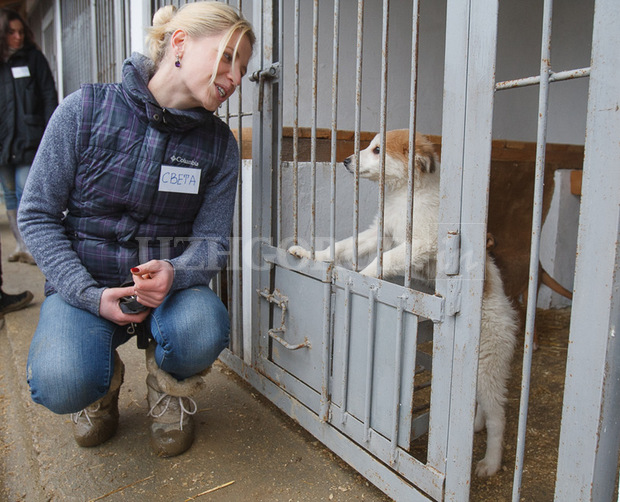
[{"xmin": 175, "ymin": 54, "xmax": 181, "ymax": 68}]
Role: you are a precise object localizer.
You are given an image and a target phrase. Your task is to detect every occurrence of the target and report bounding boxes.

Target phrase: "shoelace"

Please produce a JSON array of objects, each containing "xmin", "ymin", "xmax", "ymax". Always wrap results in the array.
[
  {"xmin": 148, "ymin": 393, "xmax": 197, "ymax": 430},
  {"xmin": 71, "ymin": 402, "xmax": 101, "ymax": 427}
]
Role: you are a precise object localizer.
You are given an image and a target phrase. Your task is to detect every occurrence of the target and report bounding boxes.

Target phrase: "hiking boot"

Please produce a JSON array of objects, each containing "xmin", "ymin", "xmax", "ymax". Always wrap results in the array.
[
  {"xmin": 0, "ymin": 289, "xmax": 33, "ymax": 316},
  {"xmin": 72, "ymin": 352, "xmax": 125, "ymax": 447},
  {"xmin": 145, "ymin": 342, "xmax": 206, "ymax": 457}
]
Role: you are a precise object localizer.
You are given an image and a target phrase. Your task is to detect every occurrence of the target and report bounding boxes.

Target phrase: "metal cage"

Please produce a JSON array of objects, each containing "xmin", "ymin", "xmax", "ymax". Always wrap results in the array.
[{"xmin": 39, "ymin": 0, "xmax": 620, "ymax": 499}]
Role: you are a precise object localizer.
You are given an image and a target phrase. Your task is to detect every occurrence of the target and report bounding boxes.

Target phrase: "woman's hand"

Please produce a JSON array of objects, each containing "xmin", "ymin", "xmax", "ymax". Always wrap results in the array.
[
  {"xmin": 100, "ymin": 285, "xmax": 151, "ymax": 325},
  {"xmin": 98, "ymin": 260, "xmax": 173, "ymax": 325},
  {"xmin": 130, "ymin": 260, "xmax": 175, "ymax": 309}
]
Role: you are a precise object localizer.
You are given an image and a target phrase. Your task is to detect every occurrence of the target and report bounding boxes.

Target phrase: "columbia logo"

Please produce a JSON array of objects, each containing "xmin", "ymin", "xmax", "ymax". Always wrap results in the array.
[{"xmin": 170, "ymin": 155, "xmax": 199, "ymax": 167}]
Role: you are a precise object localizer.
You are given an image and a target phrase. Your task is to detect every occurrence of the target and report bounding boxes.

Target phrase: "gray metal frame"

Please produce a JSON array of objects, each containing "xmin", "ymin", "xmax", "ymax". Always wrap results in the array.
[
  {"xmin": 222, "ymin": 0, "xmax": 493, "ymax": 500},
  {"xmin": 439, "ymin": 0, "xmax": 498, "ymax": 496},
  {"xmin": 221, "ymin": 0, "xmax": 620, "ymax": 500}
]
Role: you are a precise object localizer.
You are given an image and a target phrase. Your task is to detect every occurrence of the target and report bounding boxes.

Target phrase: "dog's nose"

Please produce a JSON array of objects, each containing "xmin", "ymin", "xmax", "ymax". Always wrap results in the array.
[{"xmin": 343, "ymin": 156, "xmax": 356, "ymax": 173}]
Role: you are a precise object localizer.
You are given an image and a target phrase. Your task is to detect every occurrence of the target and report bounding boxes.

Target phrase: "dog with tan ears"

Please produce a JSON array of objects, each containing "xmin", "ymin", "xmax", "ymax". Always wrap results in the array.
[{"xmin": 288, "ymin": 129, "xmax": 518, "ymax": 477}]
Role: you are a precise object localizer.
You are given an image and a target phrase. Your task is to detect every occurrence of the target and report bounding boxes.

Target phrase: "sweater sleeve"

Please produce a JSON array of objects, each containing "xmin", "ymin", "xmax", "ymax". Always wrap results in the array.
[
  {"xmin": 167, "ymin": 128, "xmax": 240, "ymax": 290},
  {"xmin": 18, "ymin": 90, "xmax": 106, "ymax": 315}
]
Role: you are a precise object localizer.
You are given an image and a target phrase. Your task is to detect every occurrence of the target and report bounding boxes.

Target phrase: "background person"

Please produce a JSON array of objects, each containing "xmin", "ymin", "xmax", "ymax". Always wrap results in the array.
[
  {"xmin": 0, "ymin": 8, "xmax": 57, "ymax": 265},
  {"xmin": 0, "ymin": 242, "xmax": 34, "ymax": 326},
  {"xmin": 19, "ymin": 2, "xmax": 254, "ymax": 458}
]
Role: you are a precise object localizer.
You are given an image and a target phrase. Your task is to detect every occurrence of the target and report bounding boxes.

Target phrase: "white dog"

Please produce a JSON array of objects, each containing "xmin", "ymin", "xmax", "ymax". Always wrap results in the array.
[{"xmin": 288, "ymin": 130, "xmax": 518, "ymax": 477}]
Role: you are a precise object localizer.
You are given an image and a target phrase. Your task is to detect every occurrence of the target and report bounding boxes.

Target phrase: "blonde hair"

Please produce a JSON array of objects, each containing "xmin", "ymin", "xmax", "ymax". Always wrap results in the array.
[{"xmin": 146, "ymin": 2, "xmax": 255, "ymax": 80}]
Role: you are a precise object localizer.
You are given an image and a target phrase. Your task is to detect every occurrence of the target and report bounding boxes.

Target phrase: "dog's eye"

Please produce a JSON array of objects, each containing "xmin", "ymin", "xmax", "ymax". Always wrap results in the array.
[{"xmin": 373, "ymin": 146, "xmax": 380, "ymax": 155}]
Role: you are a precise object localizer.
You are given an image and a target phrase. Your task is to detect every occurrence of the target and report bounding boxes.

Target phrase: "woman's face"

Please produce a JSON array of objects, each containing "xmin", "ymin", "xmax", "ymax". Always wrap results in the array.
[
  {"xmin": 177, "ymin": 28, "xmax": 252, "ymax": 111},
  {"xmin": 7, "ymin": 19, "xmax": 25, "ymax": 50}
]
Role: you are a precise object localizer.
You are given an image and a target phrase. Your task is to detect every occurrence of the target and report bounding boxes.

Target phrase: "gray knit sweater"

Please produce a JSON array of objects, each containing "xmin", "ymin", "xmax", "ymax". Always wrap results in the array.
[{"xmin": 18, "ymin": 54, "xmax": 240, "ymax": 316}]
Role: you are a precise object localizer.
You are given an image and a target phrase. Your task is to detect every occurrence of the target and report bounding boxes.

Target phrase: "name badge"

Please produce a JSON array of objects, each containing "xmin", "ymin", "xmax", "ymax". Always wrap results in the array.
[
  {"xmin": 11, "ymin": 66, "xmax": 31, "ymax": 79},
  {"xmin": 159, "ymin": 165, "xmax": 201, "ymax": 194}
]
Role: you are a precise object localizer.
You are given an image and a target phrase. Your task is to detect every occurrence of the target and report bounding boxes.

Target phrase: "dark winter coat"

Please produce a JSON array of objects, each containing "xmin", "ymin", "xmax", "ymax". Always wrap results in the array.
[{"xmin": 0, "ymin": 43, "xmax": 57, "ymax": 166}]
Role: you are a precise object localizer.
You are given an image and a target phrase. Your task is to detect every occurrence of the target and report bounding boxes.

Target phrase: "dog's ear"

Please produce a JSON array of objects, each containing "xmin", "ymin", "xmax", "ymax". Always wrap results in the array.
[
  {"xmin": 415, "ymin": 152, "xmax": 436, "ymax": 173},
  {"xmin": 486, "ymin": 232, "xmax": 497, "ymax": 249},
  {"xmin": 401, "ymin": 141, "xmax": 410, "ymax": 158}
]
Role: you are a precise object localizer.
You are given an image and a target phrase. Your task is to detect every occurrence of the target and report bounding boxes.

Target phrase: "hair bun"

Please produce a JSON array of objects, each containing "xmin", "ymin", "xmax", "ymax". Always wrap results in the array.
[{"xmin": 151, "ymin": 5, "xmax": 176, "ymax": 28}]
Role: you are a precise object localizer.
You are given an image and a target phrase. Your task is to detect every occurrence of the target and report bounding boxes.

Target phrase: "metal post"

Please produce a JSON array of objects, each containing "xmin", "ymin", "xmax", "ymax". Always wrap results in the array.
[
  {"xmin": 329, "ymin": 0, "xmax": 340, "ymax": 261},
  {"xmin": 364, "ymin": 286, "xmax": 378, "ymax": 442},
  {"xmin": 292, "ymin": 0, "xmax": 300, "ymax": 244},
  {"xmin": 89, "ymin": 0, "xmax": 98, "ymax": 82},
  {"xmin": 390, "ymin": 296, "xmax": 406, "ymax": 463},
  {"xmin": 375, "ymin": 0, "xmax": 389, "ymax": 279},
  {"xmin": 310, "ymin": 0, "xmax": 318, "ymax": 257},
  {"xmin": 352, "ymin": 0, "xmax": 364, "ymax": 271},
  {"xmin": 512, "ymin": 0, "xmax": 553, "ymax": 498},
  {"xmin": 339, "ymin": 280, "xmax": 353, "ymax": 424},
  {"xmin": 440, "ymin": 0, "xmax": 499, "ymax": 499},
  {"xmin": 249, "ymin": 0, "xmax": 280, "ymax": 367},
  {"xmin": 555, "ymin": 0, "xmax": 620, "ymax": 499},
  {"xmin": 404, "ymin": 0, "xmax": 421, "ymax": 288},
  {"xmin": 429, "ymin": 0, "xmax": 471, "ymax": 478},
  {"xmin": 54, "ymin": 0, "xmax": 64, "ymax": 98}
]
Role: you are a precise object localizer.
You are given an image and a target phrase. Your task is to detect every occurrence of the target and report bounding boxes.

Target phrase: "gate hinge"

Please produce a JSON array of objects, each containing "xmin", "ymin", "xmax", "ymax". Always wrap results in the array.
[
  {"xmin": 442, "ymin": 230, "xmax": 462, "ymax": 316},
  {"xmin": 445, "ymin": 277, "xmax": 462, "ymax": 316},
  {"xmin": 443, "ymin": 230, "xmax": 460, "ymax": 276},
  {"xmin": 249, "ymin": 62, "xmax": 280, "ymax": 112}
]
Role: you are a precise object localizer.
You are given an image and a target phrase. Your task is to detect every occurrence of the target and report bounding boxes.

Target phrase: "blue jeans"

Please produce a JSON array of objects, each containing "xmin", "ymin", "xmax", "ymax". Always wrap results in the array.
[
  {"xmin": 0, "ymin": 164, "xmax": 30, "ymax": 210},
  {"xmin": 27, "ymin": 285, "xmax": 230, "ymax": 415}
]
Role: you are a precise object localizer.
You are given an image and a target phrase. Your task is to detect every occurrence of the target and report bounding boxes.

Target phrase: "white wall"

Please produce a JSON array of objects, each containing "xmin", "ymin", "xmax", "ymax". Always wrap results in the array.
[
  {"xmin": 280, "ymin": 0, "xmax": 446, "ymax": 137},
  {"xmin": 129, "ymin": 0, "xmax": 150, "ymax": 56},
  {"xmin": 493, "ymin": 0, "xmax": 593, "ymax": 143},
  {"xmin": 280, "ymin": 0, "xmax": 593, "ymax": 145}
]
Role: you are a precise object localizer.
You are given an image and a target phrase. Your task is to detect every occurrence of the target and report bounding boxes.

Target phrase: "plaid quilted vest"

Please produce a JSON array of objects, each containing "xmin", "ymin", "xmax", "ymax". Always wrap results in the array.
[{"xmin": 63, "ymin": 58, "xmax": 231, "ymax": 287}]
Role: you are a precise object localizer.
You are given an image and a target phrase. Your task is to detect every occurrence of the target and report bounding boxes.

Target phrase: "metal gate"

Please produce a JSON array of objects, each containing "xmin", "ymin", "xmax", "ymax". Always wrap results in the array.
[
  {"xmin": 36, "ymin": 0, "xmax": 619, "ymax": 498},
  {"xmin": 215, "ymin": 0, "xmax": 620, "ymax": 501}
]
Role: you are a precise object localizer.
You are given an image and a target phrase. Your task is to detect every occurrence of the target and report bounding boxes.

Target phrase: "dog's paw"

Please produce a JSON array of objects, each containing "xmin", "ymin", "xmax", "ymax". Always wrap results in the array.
[
  {"xmin": 475, "ymin": 457, "xmax": 501, "ymax": 477},
  {"xmin": 288, "ymin": 245, "xmax": 311, "ymax": 260}
]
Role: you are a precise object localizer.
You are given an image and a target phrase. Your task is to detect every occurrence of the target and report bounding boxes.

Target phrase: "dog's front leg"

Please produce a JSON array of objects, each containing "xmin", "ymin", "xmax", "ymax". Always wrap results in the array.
[
  {"xmin": 332, "ymin": 226, "xmax": 380, "ymax": 264},
  {"xmin": 287, "ymin": 241, "xmax": 346, "ymax": 262},
  {"xmin": 288, "ymin": 225, "xmax": 379, "ymax": 265},
  {"xmin": 359, "ymin": 243, "xmax": 408, "ymax": 278},
  {"xmin": 359, "ymin": 242, "xmax": 435, "ymax": 279}
]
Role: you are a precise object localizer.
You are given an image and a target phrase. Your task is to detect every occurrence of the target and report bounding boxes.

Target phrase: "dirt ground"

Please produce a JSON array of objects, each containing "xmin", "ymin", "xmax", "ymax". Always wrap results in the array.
[
  {"xmin": 0, "ymin": 245, "xmax": 585, "ymax": 502},
  {"xmin": 470, "ymin": 307, "xmax": 571, "ymax": 501}
]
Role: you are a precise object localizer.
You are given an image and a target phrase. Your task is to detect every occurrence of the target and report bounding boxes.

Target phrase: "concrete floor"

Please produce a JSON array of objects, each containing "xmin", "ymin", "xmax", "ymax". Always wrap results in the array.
[{"xmin": 0, "ymin": 214, "xmax": 390, "ymax": 502}]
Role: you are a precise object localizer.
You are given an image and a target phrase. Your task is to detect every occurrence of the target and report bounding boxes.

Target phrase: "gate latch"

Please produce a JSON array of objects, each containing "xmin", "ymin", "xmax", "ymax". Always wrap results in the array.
[
  {"xmin": 249, "ymin": 62, "xmax": 280, "ymax": 112},
  {"xmin": 258, "ymin": 288, "xmax": 311, "ymax": 350}
]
